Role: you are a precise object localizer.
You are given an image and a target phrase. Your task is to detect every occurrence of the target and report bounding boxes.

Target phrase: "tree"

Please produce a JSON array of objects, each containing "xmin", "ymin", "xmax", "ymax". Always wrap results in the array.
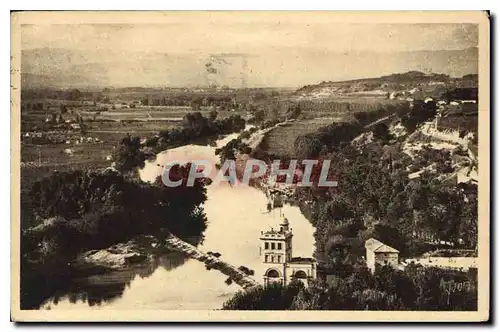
[
  {"xmin": 67, "ymin": 89, "xmax": 81, "ymax": 101},
  {"xmin": 209, "ymin": 109, "xmax": 218, "ymax": 121},
  {"xmin": 372, "ymin": 123, "xmax": 391, "ymax": 142},
  {"xmin": 21, "ymin": 165, "xmax": 209, "ymax": 309},
  {"xmin": 285, "ymin": 104, "xmax": 301, "ymax": 120},
  {"xmin": 190, "ymin": 97, "xmax": 202, "ymax": 111},
  {"xmin": 294, "ymin": 133, "xmax": 323, "ymax": 159},
  {"xmin": 400, "ymin": 100, "xmax": 437, "ymax": 132},
  {"xmin": 221, "ymin": 264, "xmax": 477, "ymax": 311},
  {"xmin": 113, "ymin": 134, "xmax": 146, "ymax": 174},
  {"xmin": 222, "ymin": 282, "xmax": 304, "ymax": 310},
  {"xmin": 253, "ymin": 109, "xmax": 266, "ymax": 124}
]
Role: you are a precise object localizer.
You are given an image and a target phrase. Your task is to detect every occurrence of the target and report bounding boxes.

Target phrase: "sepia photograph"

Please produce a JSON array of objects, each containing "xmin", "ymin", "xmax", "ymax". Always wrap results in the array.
[{"xmin": 10, "ymin": 11, "xmax": 490, "ymax": 322}]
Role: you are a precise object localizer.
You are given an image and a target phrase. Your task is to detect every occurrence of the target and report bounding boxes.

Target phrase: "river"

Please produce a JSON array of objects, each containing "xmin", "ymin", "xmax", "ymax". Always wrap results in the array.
[{"xmin": 42, "ymin": 132, "xmax": 316, "ymax": 310}]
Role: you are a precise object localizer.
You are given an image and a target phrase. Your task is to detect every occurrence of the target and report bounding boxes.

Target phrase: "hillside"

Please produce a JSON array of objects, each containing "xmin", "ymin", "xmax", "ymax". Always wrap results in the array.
[
  {"xmin": 20, "ymin": 46, "xmax": 478, "ymax": 90},
  {"xmin": 296, "ymin": 69, "xmax": 478, "ymax": 100}
]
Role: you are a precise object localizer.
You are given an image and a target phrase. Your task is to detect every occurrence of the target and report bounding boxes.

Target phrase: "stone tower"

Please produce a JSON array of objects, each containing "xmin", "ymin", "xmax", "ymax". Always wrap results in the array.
[
  {"xmin": 259, "ymin": 216, "xmax": 317, "ymax": 287},
  {"xmin": 259, "ymin": 216, "xmax": 292, "ymax": 285}
]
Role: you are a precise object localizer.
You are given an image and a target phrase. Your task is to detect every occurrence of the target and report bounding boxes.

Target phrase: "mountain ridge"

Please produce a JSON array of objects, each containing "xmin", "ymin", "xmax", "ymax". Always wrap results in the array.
[{"xmin": 20, "ymin": 47, "xmax": 478, "ymax": 89}]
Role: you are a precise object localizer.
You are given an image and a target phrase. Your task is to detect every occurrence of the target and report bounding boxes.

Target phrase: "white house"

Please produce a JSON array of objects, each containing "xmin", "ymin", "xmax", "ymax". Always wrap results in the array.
[
  {"xmin": 259, "ymin": 217, "xmax": 316, "ymax": 286},
  {"xmin": 365, "ymin": 238, "xmax": 399, "ymax": 272}
]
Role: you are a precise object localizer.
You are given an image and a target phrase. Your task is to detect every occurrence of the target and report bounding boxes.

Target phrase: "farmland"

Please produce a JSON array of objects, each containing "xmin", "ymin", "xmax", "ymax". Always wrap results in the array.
[{"xmin": 258, "ymin": 118, "xmax": 347, "ymax": 157}]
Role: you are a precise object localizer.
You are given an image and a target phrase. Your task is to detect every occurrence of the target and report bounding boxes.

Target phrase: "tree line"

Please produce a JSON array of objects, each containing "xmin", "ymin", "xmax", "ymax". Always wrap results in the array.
[
  {"xmin": 223, "ymin": 264, "xmax": 477, "ymax": 311},
  {"xmin": 114, "ymin": 112, "xmax": 246, "ymax": 174},
  {"xmin": 21, "ymin": 165, "xmax": 208, "ymax": 309}
]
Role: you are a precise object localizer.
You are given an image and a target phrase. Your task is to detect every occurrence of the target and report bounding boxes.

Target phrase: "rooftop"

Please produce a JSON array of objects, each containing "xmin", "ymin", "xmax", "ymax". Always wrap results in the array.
[
  {"xmin": 261, "ymin": 216, "xmax": 292, "ymax": 237},
  {"xmin": 365, "ymin": 238, "xmax": 399, "ymax": 253},
  {"xmin": 260, "ymin": 228, "xmax": 291, "ymax": 238}
]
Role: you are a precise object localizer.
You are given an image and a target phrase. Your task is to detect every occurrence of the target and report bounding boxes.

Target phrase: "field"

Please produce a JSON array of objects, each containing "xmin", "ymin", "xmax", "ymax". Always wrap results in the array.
[
  {"xmin": 19, "ymin": 87, "xmax": 394, "ymax": 190},
  {"xmin": 291, "ymin": 97, "xmax": 404, "ymax": 119},
  {"xmin": 20, "ymin": 105, "xmax": 192, "ymax": 191},
  {"xmin": 257, "ymin": 96, "xmax": 405, "ymax": 157},
  {"xmin": 259, "ymin": 118, "xmax": 345, "ymax": 157}
]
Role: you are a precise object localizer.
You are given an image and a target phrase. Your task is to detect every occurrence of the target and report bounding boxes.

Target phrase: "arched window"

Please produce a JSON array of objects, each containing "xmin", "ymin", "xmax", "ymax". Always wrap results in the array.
[
  {"xmin": 294, "ymin": 270, "xmax": 307, "ymax": 279},
  {"xmin": 266, "ymin": 269, "xmax": 280, "ymax": 278}
]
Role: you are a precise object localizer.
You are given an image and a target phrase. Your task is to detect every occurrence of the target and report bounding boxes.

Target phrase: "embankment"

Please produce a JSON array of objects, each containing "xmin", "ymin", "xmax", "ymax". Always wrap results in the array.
[{"xmin": 163, "ymin": 233, "xmax": 260, "ymax": 290}]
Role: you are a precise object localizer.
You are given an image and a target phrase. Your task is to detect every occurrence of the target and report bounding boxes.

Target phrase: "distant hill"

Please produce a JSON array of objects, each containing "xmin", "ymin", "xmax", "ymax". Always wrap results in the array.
[
  {"xmin": 20, "ymin": 46, "xmax": 478, "ymax": 90},
  {"xmin": 295, "ymin": 70, "xmax": 478, "ymax": 99}
]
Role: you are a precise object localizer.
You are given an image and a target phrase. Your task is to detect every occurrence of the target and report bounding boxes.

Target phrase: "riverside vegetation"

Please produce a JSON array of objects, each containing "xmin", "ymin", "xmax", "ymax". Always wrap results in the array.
[
  {"xmin": 20, "ymin": 111, "xmax": 247, "ymax": 309},
  {"xmin": 221, "ymin": 96, "xmax": 478, "ymax": 311}
]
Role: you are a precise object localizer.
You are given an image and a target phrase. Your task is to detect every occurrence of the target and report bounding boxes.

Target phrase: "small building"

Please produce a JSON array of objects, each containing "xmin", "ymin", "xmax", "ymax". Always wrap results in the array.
[
  {"xmin": 63, "ymin": 148, "xmax": 74, "ymax": 155},
  {"xmin": 365, "ymin": 238, "xmax": 399, "ymax": 272},
  {"xmin": 259, "ymin": 217, "xmax": 316, "ymax": 286},
  {"xmin": 457, "ymin": 167, "xmax": 479, "ymax": 185}
]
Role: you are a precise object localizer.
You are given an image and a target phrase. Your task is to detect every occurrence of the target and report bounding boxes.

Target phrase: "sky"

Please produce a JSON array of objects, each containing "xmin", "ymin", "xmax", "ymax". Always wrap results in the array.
[
  {"xmin": 22, "ymin": 22, "xmax": 478, "ymax": 54},
  {"xmin": 20, "ymin": 16, "xmax": 479, "ymax": 88}
]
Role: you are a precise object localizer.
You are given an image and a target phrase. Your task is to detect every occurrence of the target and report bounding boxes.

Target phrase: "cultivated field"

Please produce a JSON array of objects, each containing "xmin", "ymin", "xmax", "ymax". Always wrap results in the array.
[
  {"xmin": 259, "ymin": 118, "xmax": 345, "ymax": 157},
  {"xmin": 20, "ymin": 105, "xmax": 190, "ymax": 192}
]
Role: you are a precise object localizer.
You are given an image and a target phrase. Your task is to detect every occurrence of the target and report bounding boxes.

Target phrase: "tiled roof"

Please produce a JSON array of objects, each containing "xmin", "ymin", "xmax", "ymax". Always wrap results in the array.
[{"xmin": 365, "ymin": 238, "xmax": 399, "ymax": 253}]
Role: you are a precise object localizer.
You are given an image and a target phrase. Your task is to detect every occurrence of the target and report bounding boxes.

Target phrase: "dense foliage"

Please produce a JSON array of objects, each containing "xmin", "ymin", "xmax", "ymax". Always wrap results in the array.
[
  {"xmin": 294, "ymin": 122, "xmax": 363, "ymax": 159},
  {"xmin": 21, "ymin": 166, "xmax": 208, "ymax": 309},
  {"xmin": 114, "ymin": 112, "xmax": 246, "ymax": 174},
  {"xmin": 144, "ymin": 112, "xmax": 246, "ymax": 153},
  {"xmin": 296, "ymin": 142, "xmax": 477, "ymax": 267},
  {"xmin": 113, "ymin": 134, "xmax": 147, "ymax": 174},
  {"xmin": 291, "ymin": 99, "xmax": 477, "ymax": 272},
  {"xmin": 223, "ymin": 265, "xmax": 477, "ymax": 311}
]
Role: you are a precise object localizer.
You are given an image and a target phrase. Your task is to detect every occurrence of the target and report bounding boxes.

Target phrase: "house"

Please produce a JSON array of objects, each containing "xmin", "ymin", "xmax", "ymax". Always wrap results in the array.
[
  {"xmin": 457, "ymin": 167, "xmax": 478, "ymax": 185},
  {"xmin": 365, "ymin": 238, "xmax": 399, "ymax": 272}
]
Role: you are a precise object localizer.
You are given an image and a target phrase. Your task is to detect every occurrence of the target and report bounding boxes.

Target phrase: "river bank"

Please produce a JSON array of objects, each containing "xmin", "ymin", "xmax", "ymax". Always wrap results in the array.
[
  {"xmin": 163, "ymin": 233, "xmax": 259, "ymax": 289},
  {"xmin": 40, "ymin": 128, "xmax": 316, "ymax": 310}
]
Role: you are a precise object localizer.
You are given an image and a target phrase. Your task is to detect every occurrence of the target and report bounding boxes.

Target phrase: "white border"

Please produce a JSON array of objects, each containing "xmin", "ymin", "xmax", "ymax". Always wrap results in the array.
[{"xmin": 3, "ymin": 1, "xmax": 498, "ymax": 331}]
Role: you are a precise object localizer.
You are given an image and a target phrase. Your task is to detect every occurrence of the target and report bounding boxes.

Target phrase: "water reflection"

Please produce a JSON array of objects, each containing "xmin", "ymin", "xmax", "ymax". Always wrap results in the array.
[
  {"xmin": 44, "ymin": 133, "xmax": 315, "ymax": 310},
  {"xmin": 44, "ymin": 252, "xmax": 188, "ymax": 309}
]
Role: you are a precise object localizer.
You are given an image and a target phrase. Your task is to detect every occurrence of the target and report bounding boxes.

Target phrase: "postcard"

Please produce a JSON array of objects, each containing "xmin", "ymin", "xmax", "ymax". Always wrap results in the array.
[{"xmin": 11, "ymin": 10, "xmax": 490, "ymax": 322}]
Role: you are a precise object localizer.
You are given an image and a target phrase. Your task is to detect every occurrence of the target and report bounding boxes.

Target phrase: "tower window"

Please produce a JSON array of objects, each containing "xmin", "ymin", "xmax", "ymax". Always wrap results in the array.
[
  {"xmin": 265, "ymin": 255, "xmax": 268, "ymax": 262},
  {"xmin": 278, "ymin": 243, "xmax": 282, "ymax": 250},
  {"xmin": 271, "ymin": 255, "xmax": 275, "ymax": 263},
  {"xmin": 271, "ymin": 243, "xmax": 276, "ymax": 250},
  {"xmin": 277, "ymin": 255, "xmax": 281, "ymax": 263},
  {"xmin": 280, "ymin": 227, "xmax": 283, "ymax": 232},
  {"xmin": 265, "ymin": 242, "xmax": 269, "ymax": 249}
]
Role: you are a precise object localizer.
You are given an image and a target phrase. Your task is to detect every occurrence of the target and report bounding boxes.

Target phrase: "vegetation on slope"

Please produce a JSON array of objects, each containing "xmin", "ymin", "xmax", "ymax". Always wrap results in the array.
[
  {"xmin": 223, "ymin": 264, "xmax": 477, "ymax": 311},
  {"xmin": 21, "ymin": 165, "xmax": 208, "ymax": 309}
]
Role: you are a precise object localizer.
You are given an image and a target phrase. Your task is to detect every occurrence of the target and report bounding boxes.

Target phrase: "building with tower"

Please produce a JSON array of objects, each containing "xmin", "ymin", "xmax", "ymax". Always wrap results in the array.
[{"xmin": 259, "ymin": 217, "xmax": 316, "ymax": 287}]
